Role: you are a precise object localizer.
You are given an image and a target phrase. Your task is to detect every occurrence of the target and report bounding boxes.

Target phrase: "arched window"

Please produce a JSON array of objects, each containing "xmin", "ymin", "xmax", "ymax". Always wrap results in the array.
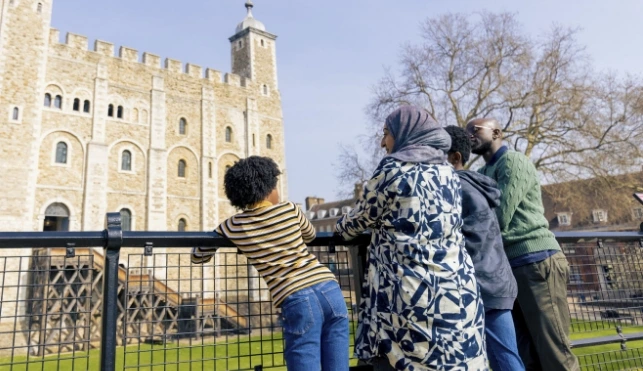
[
  {"xmin": 178, "ymin": 218, "xmax": 187, "ymax": 232},
  {"xmin": 262, "ymin": 85, "xmax": 268, "ymax": 95},
  {"xmin": 178, "ymin": 160, "xmax": 186, "ymax": 178},
  {"xmin": 73, "ymin": 98, "xmax": 80, "ymax": 111},
  {"xmin": 45, "ymin": 203, "xmax": 69, "ymax": 217},
  {"xmin": 83, "ymin": 100, "xmax": 90, "ymax": 113},
  {"xmin": 179, "ymin": 118, "xmax": 187, "ymax": 135},
  {"xmin": 12, "ymin": 107, "xmax": 19, "ymax": 121},
  {"xmin": 44, "ymin": 93, "xmax": 51, "ymax": 107},
  {"xmin": 261, "ymin": 39, "xmax": 265, "ymax": 47},
  {"xmin": 108, "ymin": 104, "xmax": 114, "ymax": 117},
  {"xmin": 44, "ymin": 202, "xmax": 70, "ymax": 232},
  {"xmin": 54, "ymin": 95, "xmax": 62, "ymax": 109},
  {"xmin": 208, "ymin": 162, "xmax": 212, "ymax": 178},
  {"xmin": 55, "ymin": 142, "xmax": 67, "ymax": 164},
  {"xmin": 132, "ymin": 108, "xmax": 139, "ymax": 123},
  {"xmin": 120, "ymin": 208, "xmax": 132, "ymax": 231},
  {"xmin": 266, "ymin": 134, "xmax": 273, "ymax": 149},
  {"xmin": 37, "ymin": 3, "xmax": 42, "ymax": 13},
  {"xmin": 225, "ymin": 127, "xmax": 232, "ymax": 143},
  {"xmin": 117, "ymin": 106, "xmax": 123, "ymax": 119},
  {"xmin": 121, "ymin": 150, "xmax": 132, "ymax": 171}
]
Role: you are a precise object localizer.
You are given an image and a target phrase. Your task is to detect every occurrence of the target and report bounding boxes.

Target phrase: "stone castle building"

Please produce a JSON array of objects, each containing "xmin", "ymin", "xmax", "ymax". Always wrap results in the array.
[
  {"xmin": 0, "ymin": 0, "xmax": 285, "ymax": 335},
  {"xmin": 0, "ymin": 0, "xmax": 285, "ymax": 235}
]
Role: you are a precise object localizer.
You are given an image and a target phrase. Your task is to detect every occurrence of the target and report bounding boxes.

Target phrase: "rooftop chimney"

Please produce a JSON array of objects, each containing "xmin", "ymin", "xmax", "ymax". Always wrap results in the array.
[{"xmin": 305, "ymin": 197, "xmax": 325, "ymax": 211}]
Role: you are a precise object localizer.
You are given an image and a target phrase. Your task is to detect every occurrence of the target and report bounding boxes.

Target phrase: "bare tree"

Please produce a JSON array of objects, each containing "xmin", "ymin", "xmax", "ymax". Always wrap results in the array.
[
  {"xmin": 335, "ymin": 11, "xmax": 643, "ymax": 195},
  {"xmin": 333, "ymin": 140, "xmax": 383, "ymax": 199}
]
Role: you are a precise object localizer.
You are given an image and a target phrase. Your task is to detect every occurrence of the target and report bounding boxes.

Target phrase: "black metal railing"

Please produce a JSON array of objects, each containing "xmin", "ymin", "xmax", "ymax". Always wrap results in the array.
[{"xmin": 0, "ymin": 213, "xmax": 641, "ymax": 370}]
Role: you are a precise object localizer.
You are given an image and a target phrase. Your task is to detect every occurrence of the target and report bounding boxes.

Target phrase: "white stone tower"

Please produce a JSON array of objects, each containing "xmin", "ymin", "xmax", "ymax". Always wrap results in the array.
[{"xmin": 0, "ymin": 0, "xmax": 52, "ymax": 232}]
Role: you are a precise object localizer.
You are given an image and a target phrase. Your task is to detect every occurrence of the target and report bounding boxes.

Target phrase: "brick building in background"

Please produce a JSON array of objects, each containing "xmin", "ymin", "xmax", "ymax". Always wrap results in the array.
[
  {"xmin": 542, "ymin": 171, "xmax": 643, "ymax": 232},
  {"xmin": 305, "ymin": 183, "xmax": 364, "ymax": 233},
  {"xmin": 541, "ymin": 171, "xmax": 643, "ymax": 297},
  {"xmin": 305, "ymin": 171, "xmax": 643, "ymax": 233},
  {"xmin": 305, "ymin": 173, "xmax": 643, "ymax": 297}
]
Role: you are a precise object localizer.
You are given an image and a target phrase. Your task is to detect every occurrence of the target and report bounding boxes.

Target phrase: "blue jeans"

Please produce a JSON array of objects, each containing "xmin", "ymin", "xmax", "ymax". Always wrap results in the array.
[
  {"xmin": 280, "ymin": 280, "xmax": 349, "ymax": 371},
  {"xmin": 486, "ymin": 309, "xmax": 525, "ymax": 371}
]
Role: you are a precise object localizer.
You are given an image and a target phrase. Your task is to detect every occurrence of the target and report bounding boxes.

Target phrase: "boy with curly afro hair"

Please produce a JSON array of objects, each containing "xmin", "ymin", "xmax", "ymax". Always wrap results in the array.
[{"xmin": 192, "ymin": 156, "xmax": 348, "ymax": 371}]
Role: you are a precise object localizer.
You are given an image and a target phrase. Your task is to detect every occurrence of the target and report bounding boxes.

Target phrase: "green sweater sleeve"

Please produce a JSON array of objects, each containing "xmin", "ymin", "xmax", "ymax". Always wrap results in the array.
[{"xmin": 494, "ymin": 153, "xmax": 532, "ymax": 231}]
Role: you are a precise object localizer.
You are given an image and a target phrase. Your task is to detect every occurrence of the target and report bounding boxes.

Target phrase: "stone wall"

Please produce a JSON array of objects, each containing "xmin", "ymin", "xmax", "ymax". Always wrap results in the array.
[{"xmin": 0, "ymin": 0, "xmax": 286, "ymax": 326}]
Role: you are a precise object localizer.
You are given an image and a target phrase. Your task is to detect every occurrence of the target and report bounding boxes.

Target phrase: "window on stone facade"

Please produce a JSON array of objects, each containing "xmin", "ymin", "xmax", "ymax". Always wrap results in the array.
[
  {"xmin": 108, "ymin": 104, "xmax": 114, "ymax": 117},
  {"xmin": 117, "ymin": 106, "xmax": 123, "ymax": 119},
  {"xmin": 37, "ymin": 3, "xmax": 42, "ymax": 13},
  {"xmin": 12, "ymin": 107, "xmax": 19, "ymax": 121},
  {"xmin": 121, "ymin": 150, "xmax": 132, "ymax": 171},
  {"xmin": 178, "ymin": 160, "xmax": 186, "ymax": 178},
  {"xmin": 83, "ymin": 100, "xmax": 90, "ymax": 113},
  {"xmin": 54, "ymin": 95, "xmax": 62, "ymax": 109},
  {"xmin": 178, "ymin": 218, "xmax": 187, "ymax": 232},
  {"xmin": 262, "ymin": 85, "xmax": 268, "ymax": 95},
  {"xmin": 225, "ymin": 127, "xmax": 232, "ymax": 143},
  {"xmin": 179, "ymin": 118, "xmax": 187, "ymax": 135},
  {"xmin": 44, "ymin": 93, "xmax": 51, "ymax": 107},
  {"xmin": 266, "ymin": 134, "xmax": 273, "ymax": 149},
  {"xmin": 208, "ymin": 162, "xmax": 212, "ymax": 178},
  {"xmin": 252, "ymin": 134, "xmax": 255, "ymax": 147},
  {"xmin": 55, "ymin": 142, "xmax": 67, "ymax": 164},
  {"xmin": 120, "ymin": 209, "xmax": 132, "ymax": 231},
  {"xmin": 73, "ymin": 98, "xmax": 80, "ymax": 111},
  {"xmin": 261, "ymin": 39, "xmax": 265, "ymax": 47},
  {"xmin": 238, "ymin": 40, "xmax": 243, "ymax": 49}
]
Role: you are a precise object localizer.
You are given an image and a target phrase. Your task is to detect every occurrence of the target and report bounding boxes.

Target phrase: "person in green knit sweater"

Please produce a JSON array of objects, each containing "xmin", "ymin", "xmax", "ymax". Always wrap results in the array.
[{"xmin": 466, "ymin": 118, "xmax": 579, "ymax": 371}]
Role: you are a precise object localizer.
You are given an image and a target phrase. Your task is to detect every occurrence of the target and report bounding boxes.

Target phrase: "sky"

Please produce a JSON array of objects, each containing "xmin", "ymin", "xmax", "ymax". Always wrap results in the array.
[{"xmin": 51, "ymin": 0, "xmax": 643, "ymax": 205}]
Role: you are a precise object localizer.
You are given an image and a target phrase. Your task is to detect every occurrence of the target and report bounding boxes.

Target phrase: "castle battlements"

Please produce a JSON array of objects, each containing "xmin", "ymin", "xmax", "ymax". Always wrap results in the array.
[{"xmin": 49, "ymin": 28, "xmax": 252, "ymax": 89}]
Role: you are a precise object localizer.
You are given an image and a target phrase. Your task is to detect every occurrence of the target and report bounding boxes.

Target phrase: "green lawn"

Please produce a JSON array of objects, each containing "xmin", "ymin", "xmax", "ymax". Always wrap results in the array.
[
  {"xmin": 571, "ymin": 320, "xmax": 643, "ymax": 340},
  {"xmin": 2, "ymin": 322, "xmax": 643, "ymax": 371}
]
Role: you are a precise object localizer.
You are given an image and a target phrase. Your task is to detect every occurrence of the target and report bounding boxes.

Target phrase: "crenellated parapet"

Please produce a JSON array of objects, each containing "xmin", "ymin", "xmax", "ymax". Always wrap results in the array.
[{"xmin": 48, "ymin": 29, "xmax": 254, "ymax": 89}]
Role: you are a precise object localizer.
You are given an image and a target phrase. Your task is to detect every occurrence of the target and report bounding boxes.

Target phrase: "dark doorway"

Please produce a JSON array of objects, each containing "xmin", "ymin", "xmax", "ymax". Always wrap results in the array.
[{"xmin": 43, "ymin": 203, "xmax": 70, "ymax": 232}]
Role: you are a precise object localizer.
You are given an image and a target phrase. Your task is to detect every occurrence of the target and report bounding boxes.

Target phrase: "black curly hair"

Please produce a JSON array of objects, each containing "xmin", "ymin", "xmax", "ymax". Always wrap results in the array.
[
  {"xmin": 223, "ymin": 156, "xmax": 281, "ymax": 210},
  {"xmin": 444, "ymin": 125, "xmax": 472, "ymax": 166}
]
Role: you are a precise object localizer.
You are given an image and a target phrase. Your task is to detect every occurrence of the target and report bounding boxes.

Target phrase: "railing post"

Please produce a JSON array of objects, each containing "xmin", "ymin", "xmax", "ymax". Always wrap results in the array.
[
  {"xmin": 100, "ymin": 212, "xmax": 123, "ymax": 371},
  {"xmin": 349, "ymin": 242, "xmax": 369, "ymax": 305}
]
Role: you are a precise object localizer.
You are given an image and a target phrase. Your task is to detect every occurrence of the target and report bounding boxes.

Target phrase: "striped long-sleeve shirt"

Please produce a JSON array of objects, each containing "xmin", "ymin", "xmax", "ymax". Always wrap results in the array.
[{"xmin": 192, "ymin": 201, "xmax": 336, "ymax": 307}]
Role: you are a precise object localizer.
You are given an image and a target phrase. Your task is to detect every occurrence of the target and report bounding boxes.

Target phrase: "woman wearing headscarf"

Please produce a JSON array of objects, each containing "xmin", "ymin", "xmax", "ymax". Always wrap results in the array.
[{"xmin": 336, "ymin": 106, "xmax": 487, "ymax": 370}]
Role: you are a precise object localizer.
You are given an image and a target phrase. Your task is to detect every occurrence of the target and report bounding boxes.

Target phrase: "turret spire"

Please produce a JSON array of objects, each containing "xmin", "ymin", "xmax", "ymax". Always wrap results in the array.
[
  {"xmin": 235, "ymin": 0, "xmax": 265, "ymax": 33},
  {"xmin": 245, "ymin": 1, "xmax": 254, "ymax": 18}
]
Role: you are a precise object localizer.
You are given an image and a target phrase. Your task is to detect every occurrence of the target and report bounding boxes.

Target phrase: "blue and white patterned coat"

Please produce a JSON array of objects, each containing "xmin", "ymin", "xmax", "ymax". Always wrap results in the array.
[{"xmin": 336, "ymin": 158, "xmax": 487, "ymax": 371}]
